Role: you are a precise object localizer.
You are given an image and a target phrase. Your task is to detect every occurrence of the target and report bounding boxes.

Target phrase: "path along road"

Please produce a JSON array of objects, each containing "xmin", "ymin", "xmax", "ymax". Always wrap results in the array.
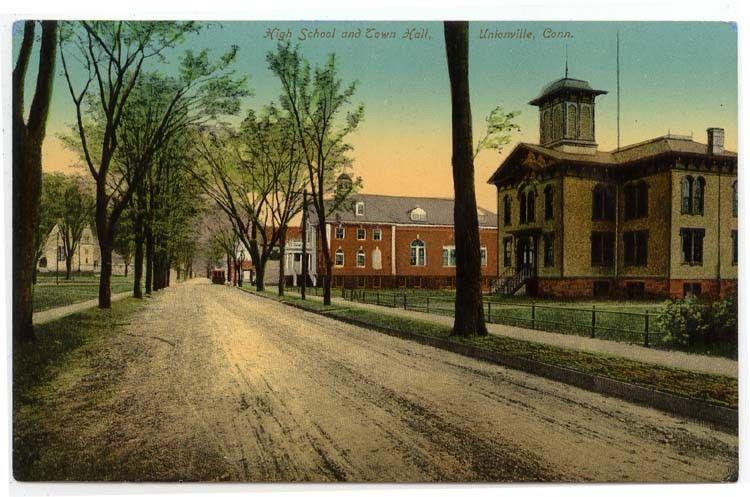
[{"xmin": 50, "ymin": 279, "xmax": 737, "ymax": 482}]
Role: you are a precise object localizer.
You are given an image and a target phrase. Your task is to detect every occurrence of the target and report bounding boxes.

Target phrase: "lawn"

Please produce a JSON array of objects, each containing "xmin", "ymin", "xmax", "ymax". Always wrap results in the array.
[
  {"xmin": 245, "ymin": 288, "xmax": 738, "ymax": 410},
  {"xmin": 33, "ymin": 275, "xmax": 134, "ymax": 312}
]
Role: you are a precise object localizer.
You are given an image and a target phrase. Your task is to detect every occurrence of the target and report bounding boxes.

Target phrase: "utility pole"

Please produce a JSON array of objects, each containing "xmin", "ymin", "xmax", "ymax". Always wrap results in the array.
[
  {"xmin": 301, "ymin": 189, "xmax": 308, "ymax": 300},
  {"xmin": 616, "ymin": 30, "xmax": 621, "ymax": 150},
  {"xmin": 56, "ymin": 227, "xmax": 60, "ymax": 285}
]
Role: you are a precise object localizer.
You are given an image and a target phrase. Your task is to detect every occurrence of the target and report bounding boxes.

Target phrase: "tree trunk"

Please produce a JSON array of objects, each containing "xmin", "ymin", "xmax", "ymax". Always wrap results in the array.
[
  {"xmin": 12, "ymin": 21, "xmax": 58, "ymax": 343},
  {"xmin": 133, "ymin": 236, "xmax": 144, "ymax": 298},
  {"xmin": 145, "ymin": 227, "xmax": 153, "ymax": 294},
  {"xmin": 65, "ymin": 253, "xmax": 73, "ymax": 280},
  {"xmin": 444, "ymin": 21, "xmax": 487, "ymax": 337},
  {"xmin": 98, "ymin": 234, "xmax": 113, "ymax": 308},
  {"xmin": 124, "ymin": 262, "xmax": 129, "ymax": 277},
  {"xmin": 323, "ymin": 260, "xmax": 333, "ymax": 305},
  {"xmin": 255, "ymin": 259, "xmax": 266, "ymax": 291},
  {"xmin": 278, "ymin": 231, "xmax": 287, "ymax": 297}
]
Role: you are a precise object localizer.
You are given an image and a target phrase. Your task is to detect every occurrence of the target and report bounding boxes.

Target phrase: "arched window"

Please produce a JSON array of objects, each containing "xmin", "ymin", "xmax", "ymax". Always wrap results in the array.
[
  {"xmin": 733, "ymin": 181, "xmax": 738, "ymax": 218},
  {"xmin": 356, "ymin": 249, "xmax": 365, "ymax": 267},
  {"xmin": 553, "ymin": 105, "xmax": 562, "ymax": 141},
  {"xmin": 372, "ymin": 247, "xmax": 382, "ymax": 270},
  {"xmin": 580, "ymin": 104, "xmax": 592, "ymax": 139},
  {"xmin": 566, "ymin": 104, "xmax": 577, "ymax": 138},
  {"xmin": 544, "ymin": 185, "xmax": 554, "ymax": 220},
  {"xmin": 334, "ymin": 248, "xmax": 344, "ymax": 267},
  {"xmin": 38, "ymin": 256, "xmax": 47, "ymax": 269},
  {"xmin": 592, "ymin": 184, "xmax": 614, "ymax": 221},
  {"xmin": 503, "ymin": 195, "xmax": 512, "ymax": 226},
  {"xmin": 519, "ymin": 190, "xmax": 527, "ymax": 224},
  {"xmin": 410, "ymin": 239, "xmax": 426, "ymax": 266},
  {"xmin": 693, "ymin": 176, "xmax": 705, "ymax": 215},
  {"xmin": 526, "ymin": 189, "xmax": 536, "ymax": 222},
  {"xmin": 681, "ymin": 176, "xmax": 694, "ymax": 214}
]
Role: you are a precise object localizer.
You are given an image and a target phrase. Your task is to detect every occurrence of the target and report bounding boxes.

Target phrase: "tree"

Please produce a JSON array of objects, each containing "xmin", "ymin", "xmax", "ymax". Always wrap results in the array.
[
  {"xmin": 34, "ymin": 173, "xmax": 66, "ymax": 283},
  {"xmin": 444, "ymin": 21, "xmax": 487, "ymax": 337},
  {"xmin": 267, "ymin": 43, "xmax": 364, "ymax": 305},
  {"xmin": 13, "ymin": 20, "xmax": 58, "ymax": 343},
  {"xmin": 59, "ymin": 21, "xmax": 246, "ymax": 307},
  {"xmin": 113, "ymin": 206, "xmax": 135, "ymax": 277},
  {"xmin": 57, "ymin": 175, "xmax": 95, "ymax": 280}
]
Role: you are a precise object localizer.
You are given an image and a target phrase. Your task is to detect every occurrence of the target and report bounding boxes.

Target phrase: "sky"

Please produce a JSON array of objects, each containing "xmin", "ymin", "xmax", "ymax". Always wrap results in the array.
[{"xmin": 13, "ymin": 21, "xmax": 738, "ymax": 212}]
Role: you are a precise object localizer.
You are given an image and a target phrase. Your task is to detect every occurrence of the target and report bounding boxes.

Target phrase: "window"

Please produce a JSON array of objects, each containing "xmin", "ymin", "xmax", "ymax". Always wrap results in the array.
[
  {"xmin": 624, "ymin": 181, "xmax": 648, "ymax": 220},
  {"xmin": 442, "ymin": 246, "xmax": 456, "ymax": 267},
  {"xmin": 372, "ymin": 247, "xmax": 382, "ymax": 270},
  {"xmin": 356, "ymin": 249, "xmax": 365, "ymax": 267},
  {"xmin": 357, "ymin": 227, "xmax": 366, "ymax": 240},
  {"xmin": 519, "ymin": 191, "xmax": 527, "ymax": 224},
  {"xmin": 355, "ymin": 201, "xmax": 365, "ymax": 216},
  {"xmin": 681, "ymin": 176, "xmax": 693, "ymax": 214},
  {"xmin": 373, "ymin": 228, "xmax": 382, "ymax": 241},
  {"xmin": 693, "ymin": 177, "xmax": 705, "ymax": 215},
  {"xmin": 38, "ymin": 256, "xmax": 47, "ymax": 268},
  {"xmin": 503, "ymin": 237, "xmax": 512, "ymax": 267},
  {"xmin": 57, "ymin": 246, "xmax": 65, "ymax": 262},
  {"xmin": 626, "ymin": 282, "xmax": 646, "ymax": 299},
  {"xmin": 410, "ymin": 239, "xmax": 426, "ymax": 266},
  {"xmin": 480, "ymin": 247, "xmax": 487, "ymax": 267},
  {"xmin": 580, "ymin": 104, "xmax": 592, "ymax": 139},
  {"xmin": 733, "ymin": 181, "xmax": 738, "ymax": 218},
  {"xmin": 503, "ymin": 195, "xmax": 512, "ymax": 226},
  {"xmin": 732, "ymin": 230, "xmax": 738, "ymax": 265},
  {"xmin": 335, "ymin": 248, "xmax": 344, "ymax": 267},
  {"xmin": 566, "ymin": 104, "xmax": 577, "ymax": 137},
  {"xmin": 593, "ymin": 281, "xmax": 610, "ymax": 297},
  {"xmin": 544, "ymin": 186, "xmax": 554, "ymax": 220},
  {"xmin": 543, "ymin": 232, "xmax": 555, "ymax": 267},
  {"xmin": 410, "ymin": 207, "xmax": 427, "ymax": 222},
  {"xmin": 591, "ymin": 231, "xmax": 614, "ymax": 266},
  {"xmin": 680, "ymin": 228, "xmax": 705, "ymax": 265},
  {"xmin": 683, "ymin": 283, "xmax": 702, "ymax": 298},
  {"xmin": 541, "ymin": 110, "xmax": 551, "ymax": 143},
  {"xmin": 553, "ymin": 105, "xmax": 562, "ymax": 141},
  {"xmin": 623, "ymin": 230, "xmax": 648, "ymax": 266},
  {"xmin": 335, "ymin": 226, "xmax": 345, "ymax": 239},
  {"xmin": 592, "ymin": 184, "xmax": 615, "ymax": 221},
  {"xmin": 526, "ymin": 189, "xmax": 536, "ymax": 222}
]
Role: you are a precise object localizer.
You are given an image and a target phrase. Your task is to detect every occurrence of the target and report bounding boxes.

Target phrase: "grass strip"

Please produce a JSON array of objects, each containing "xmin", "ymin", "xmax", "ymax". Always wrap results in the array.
[{"xmin": 244, "ymin": 288, "xmax": 737, "ymax": 410}]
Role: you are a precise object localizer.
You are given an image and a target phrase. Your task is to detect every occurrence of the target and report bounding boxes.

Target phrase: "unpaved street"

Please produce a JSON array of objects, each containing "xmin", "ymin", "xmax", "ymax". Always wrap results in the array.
[{"xmin": 37, "ymin": 279, "xmax": 737, "ymax": 482}]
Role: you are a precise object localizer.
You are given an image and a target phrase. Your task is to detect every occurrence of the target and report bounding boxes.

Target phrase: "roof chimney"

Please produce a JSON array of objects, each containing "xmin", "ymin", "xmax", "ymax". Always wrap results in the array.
[{"xmin": 707, "ymin": 128, "xmax": 725, "ymax": 154}]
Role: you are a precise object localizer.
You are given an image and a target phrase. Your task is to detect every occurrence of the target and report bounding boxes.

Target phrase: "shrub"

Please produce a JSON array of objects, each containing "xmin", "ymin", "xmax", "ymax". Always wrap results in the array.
[{"xmin": 657, "ymin": 291, "xmax": 738, "ymax": 351}]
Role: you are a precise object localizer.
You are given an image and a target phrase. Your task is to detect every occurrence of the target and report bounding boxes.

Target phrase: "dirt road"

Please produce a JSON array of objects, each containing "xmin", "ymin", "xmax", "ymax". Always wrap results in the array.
[{"xmin": 33, "ymin": 279, "xmax": 737, "ymax": 482}]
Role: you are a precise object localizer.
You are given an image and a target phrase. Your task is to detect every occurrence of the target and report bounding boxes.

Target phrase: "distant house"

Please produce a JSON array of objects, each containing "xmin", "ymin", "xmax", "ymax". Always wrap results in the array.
[
  {"xmin": 306, "ymin": 191, "xmax": 498, "ymax": 289},
  {"xmin": 488, "ymin": 75, "xmax": 737, "ymax": 299},
  {"xmin": 37, "ymin": 224, "xmax": 130, "ymax": 276}
]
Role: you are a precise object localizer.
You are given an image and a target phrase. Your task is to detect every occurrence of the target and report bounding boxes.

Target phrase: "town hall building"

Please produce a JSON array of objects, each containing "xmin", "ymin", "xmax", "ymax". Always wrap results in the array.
[{"xmin": 488, "ymin": 76, "xmax": 737, "ymax": 299}]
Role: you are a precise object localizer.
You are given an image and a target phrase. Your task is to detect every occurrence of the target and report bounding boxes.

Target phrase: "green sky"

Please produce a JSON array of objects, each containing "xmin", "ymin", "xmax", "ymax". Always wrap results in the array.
[{"xmin": 13, "ymin": 21, "xmax": 738, "ymax": 210}]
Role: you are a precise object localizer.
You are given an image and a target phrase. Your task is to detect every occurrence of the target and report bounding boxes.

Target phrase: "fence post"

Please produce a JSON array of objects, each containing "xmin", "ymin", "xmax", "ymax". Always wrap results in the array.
[
  {"xmin": 591, "ymin": 305, "xmax": 597, "ymax": 338},
  {"xmin": 644, "ymin": 311, "xmax": 650, "ymax": 348},
  {"xmin": 376, "ymin": 292, "xmax": 380, "ymax": 306},
  {"xmin": 403, "ymin": 293, "xmax": 407, "ymax": 310},
  {"xmin": 393, "ymin": 293, "xmax": 397, "ymax": 308},
  {"xmin": 531, "ymin": 302, "xmax": 536, "ymax": 330},
  {"xmin": 487, "ymin": 301, "xmax": 492, "ymax": 324},
  {"xmin": 426, "ymin": 297, "xmax": 430, "ymax": 314}
]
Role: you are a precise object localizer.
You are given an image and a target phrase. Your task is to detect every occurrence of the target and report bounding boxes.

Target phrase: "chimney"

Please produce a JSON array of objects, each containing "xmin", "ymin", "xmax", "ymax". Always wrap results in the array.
[{"xmin": 707, "ymin": 127, "xmax": 725, "ymax": 154}]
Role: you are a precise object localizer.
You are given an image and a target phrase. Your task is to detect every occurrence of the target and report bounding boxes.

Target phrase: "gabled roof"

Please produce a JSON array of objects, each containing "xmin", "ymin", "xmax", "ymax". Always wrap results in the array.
[
  {"xmin": 488, "ymin": 135, "xmax": 737, "ymax": 185},
  {"xmin": 322, "ymin": 194, "xmax": 497, "ymax": 227},
  {"xmin": 528, "ymin": 77, "xmax": 607, "ymax": 106}
]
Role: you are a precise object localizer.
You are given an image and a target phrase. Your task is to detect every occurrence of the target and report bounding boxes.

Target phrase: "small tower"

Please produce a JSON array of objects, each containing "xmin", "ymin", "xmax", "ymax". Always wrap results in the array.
[
  {"xmin": 335, "ymin": 172, "xmax": 353, "ymax": 196},
  {"xmin": 529, "ymin": 77, "xmax": 607, "ymax": 155}
]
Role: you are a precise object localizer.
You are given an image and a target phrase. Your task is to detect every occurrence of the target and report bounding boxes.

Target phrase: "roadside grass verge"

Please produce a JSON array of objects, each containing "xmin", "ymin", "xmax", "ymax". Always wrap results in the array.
[
  {"xmin": 244, "ymin": 288, "xmax": 737, "ymax": 410},
  {"xmin": 13, "ymin": 297, "xmax": 147, "ymax": 481},
  {"xmin": 33, "ymin": 278, "xmax": 134, "ymax": 312}
]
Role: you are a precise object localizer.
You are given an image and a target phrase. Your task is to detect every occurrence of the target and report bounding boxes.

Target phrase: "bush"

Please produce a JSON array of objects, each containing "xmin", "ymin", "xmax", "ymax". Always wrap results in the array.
[{"xmin": 657, "ymin": 291, "xmax": 738, "ymax": 351}]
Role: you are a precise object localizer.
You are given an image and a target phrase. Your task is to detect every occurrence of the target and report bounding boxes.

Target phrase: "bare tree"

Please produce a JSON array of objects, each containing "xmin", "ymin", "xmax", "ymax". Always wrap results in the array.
[
  {"xmin": 267, "ymin": 43, "xmax": 364, "ymax": 305},
  {"xmin": 13, "ymin": 20, "xmax": 58, "ymax": 343},
  {"xmin": 444, "ymin": 21, "xmax": 487, "ymax": 337}
]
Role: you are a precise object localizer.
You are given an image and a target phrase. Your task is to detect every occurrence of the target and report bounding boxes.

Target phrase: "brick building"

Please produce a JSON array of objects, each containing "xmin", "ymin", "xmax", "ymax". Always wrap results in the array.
[
  {"xmin": 307, "ymin": 193, "xmax": 498, "ymax": 289},
  {"xmin": 488, "ymin": 76, "xmax": 737, "ymax": 299}
]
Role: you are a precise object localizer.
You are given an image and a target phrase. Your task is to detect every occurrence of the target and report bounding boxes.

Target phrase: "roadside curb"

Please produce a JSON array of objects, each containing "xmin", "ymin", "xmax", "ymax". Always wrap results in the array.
[{"xmin": 243, "ymin": 289, "xmax": 738, "ymax": 433}]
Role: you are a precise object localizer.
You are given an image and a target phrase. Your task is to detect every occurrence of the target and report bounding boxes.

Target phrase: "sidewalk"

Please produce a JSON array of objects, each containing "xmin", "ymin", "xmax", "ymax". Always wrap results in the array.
[
  {"xmin": 33, "ymin": 291, "xmax": 132, "ymax": 326},
  {"xmin": 297, "ymin": 291, "xmax": 737, "ymax": 378}
]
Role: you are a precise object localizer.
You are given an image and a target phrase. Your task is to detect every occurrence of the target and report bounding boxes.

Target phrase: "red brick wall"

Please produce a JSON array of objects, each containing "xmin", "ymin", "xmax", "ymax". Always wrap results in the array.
[
  {"xmin": 317, "ymin": 222, "xmax": 498, "ymax": 287},
  {"xmin": 537, "ymin": 277, "xmax": 736, "ymax": 299}
]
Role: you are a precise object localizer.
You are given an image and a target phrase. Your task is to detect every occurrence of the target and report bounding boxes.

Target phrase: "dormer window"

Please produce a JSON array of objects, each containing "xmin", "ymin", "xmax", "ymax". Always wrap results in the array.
[
  {"xmin": 355, "ymin": 201, "xmax": 365, "ymax": 216},
  {"xmin": 410, "ymin": 207, "xmax": 427, "ymax": 222}
]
